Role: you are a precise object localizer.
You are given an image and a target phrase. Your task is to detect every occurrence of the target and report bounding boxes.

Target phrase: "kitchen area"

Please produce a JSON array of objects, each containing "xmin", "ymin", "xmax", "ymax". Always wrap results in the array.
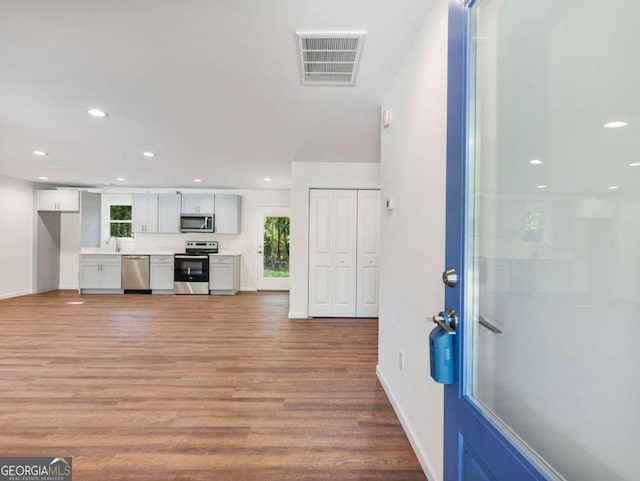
[
  {"xmin": 36, "ymin": 187, "xmax": 291, "ymax": 297},
  {"xmin": 81, "ymin": 240, "xmax": 241, "ymax": 295}
]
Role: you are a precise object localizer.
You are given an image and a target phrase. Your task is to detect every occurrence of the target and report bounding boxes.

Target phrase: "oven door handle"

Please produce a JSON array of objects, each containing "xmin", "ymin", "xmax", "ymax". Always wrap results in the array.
[{"xmin": 175, "ymin": 255, "xmax": 209, "ymax": 259}]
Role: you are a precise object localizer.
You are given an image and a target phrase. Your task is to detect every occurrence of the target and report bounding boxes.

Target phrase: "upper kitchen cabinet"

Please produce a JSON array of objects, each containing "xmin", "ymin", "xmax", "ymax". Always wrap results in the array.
[
  {"xmin": 157, "ymin": 193, "xmax": 181, "ymax": 233},
  {"xmin": 132, "ymin": 193, "xmax": 158, "ymax": 233},
  {"xmin": 36, "ymin": 190, "xmax": 80, "ymax": 212},
  {"xmin": 181, "ymin": 194, "xmax": 215, "ymax": 214},
  {"xmin": 214, "ymin": 194, "xmax": 240, "ymax": 234}
]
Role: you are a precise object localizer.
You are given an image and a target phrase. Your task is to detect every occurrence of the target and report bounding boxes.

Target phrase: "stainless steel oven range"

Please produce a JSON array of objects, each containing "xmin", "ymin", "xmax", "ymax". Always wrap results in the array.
[{"xmin": 174, "ymin": 241, "xmax": 218, "ymax": 295}]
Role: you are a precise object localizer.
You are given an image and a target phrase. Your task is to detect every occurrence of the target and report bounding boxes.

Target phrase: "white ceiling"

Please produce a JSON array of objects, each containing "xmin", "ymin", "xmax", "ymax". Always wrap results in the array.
[{"xmin": 0, "ymin": 0, "xmax": 431, "ymax": 189}]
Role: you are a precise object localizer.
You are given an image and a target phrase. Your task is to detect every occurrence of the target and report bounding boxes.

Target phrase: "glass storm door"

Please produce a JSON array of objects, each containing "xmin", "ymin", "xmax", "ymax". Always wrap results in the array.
[
  {"xmin": 443, "ymin": 0, "xmax": 640, "ymax": 480},
  {"xmin": 257, "ymin": 207, "xmax": 290, "ymax": 291}
]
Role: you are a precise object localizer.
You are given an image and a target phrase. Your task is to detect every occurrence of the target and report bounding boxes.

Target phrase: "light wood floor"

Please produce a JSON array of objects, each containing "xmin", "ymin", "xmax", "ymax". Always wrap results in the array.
[{"xmin": 0, "ymin": 291, "xmax": 427, "ymax": 481}]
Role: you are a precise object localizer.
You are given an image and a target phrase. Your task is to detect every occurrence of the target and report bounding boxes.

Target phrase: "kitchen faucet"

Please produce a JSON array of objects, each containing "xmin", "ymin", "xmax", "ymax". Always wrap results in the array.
[{"xmin": 106, "ymin": 236, "xmax": 121, "ymax": 252}]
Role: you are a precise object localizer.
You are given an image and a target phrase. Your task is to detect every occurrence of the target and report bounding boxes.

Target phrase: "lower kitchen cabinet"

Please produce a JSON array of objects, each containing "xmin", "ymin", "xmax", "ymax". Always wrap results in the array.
[
  {"xmin": 79, "ymin": 255, "xmax": 122, "ymax": 292},
  {"xmin": 209, "ymin": 255, "xmax": 240, "ymax": 294},
  {"xmin": 150, "ymin": 255, "xmax": 174, "ymax": 292}
]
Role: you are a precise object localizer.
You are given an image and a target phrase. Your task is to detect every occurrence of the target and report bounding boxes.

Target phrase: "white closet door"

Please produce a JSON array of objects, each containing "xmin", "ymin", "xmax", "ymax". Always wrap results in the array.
[
  {"xmin": 356, "ymin": 190, "xmax": 381, "ymax": 318},
  {"xmin": 309, "ymin": 190, "xmax": 334, "ymax": 317},
  {"xmin": 308, "ymin": 189, "xmax": 357, "ymax": 317},
  {"xmin": 331, "ymin": 190, "xmax": 357, "ymax": 317}
]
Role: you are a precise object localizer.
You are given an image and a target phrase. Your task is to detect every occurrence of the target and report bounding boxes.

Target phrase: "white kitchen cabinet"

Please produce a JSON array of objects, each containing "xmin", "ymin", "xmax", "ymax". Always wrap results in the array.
[
  {"xmin": 101, "ymin": 263, "xmax": 122, "ymax": 289},
  {"xmin": 214, "ymin": 194, "xmax": 240, "ymax": 234},
  {"xmin": 36, "ymin": 190, "xmax": 80, "ymax": 212},
  {"xmin": 308, "ymin": 189, "xmax": 380, "ymax": 318},
  {"xmin": 158, "ymin": 194, "xmax": 181, "ymax": 233},
  {"xmin": 79, "ymin": 255, "xmax": 122, "ymax": 291},
  {"xmin": 79, "ymin": 263, "xmax": 102, "ymax": 289},
  {"xmin": 209, "ymin": 255, "xmax": 240, "ymax": 294},
  {"xmin": 150, "ymin": 255, "xmax": 174, "ymax": 291},
  {"xmin": 132, "ymin": 194, "xmax": 159, "ymax": 233},
  {"xmin": 181, "ymin": 194, "xmax": 215, "ymax": 214}
]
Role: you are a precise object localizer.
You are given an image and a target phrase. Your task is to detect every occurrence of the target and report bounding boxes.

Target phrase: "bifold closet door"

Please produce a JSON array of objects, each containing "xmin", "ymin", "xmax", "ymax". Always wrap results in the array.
[
  {"xmin": 308, "ymin": 189, "xmax": 357, "ymax": 317},
  {"xmin": 356, "ymin": 190, "xmax": 380, "ymax": 318}
]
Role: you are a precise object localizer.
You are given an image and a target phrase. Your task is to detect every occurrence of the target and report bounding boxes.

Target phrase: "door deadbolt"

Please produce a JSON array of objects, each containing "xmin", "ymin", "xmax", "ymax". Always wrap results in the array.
[{"xmin": 442, "ymin": 268, "xmax": 458, "ymax": 288}]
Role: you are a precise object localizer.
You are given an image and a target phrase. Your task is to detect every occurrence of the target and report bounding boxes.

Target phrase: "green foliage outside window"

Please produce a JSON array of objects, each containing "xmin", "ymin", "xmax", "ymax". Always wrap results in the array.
[
  {"xmin": 110, "ymin": 205, "xmax": 133, "ymax": 238},
  {"xmin": 263, "ymin": 216, "xmax": 290, "ymax": 277},
  {"xmin": 523, "ymin": 210, "xmax": 543, "ymax": 242}
]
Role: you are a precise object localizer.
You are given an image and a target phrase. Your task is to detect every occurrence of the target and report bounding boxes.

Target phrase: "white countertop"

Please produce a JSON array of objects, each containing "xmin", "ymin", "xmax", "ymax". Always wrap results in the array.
[{"xmin": 80, "ymin": 248, "xmax": 241, "ymax": 256}]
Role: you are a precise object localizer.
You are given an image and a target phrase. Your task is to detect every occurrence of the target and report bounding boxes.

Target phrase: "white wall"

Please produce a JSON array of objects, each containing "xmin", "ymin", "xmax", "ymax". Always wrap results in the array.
[
  {"xmin": 35, "ymin": 211, "xmax": 61, "ymax": 293},
  {"xmin": 59, "ymin": 213, "xmax": 80, "ymax": 289},
  {"xmin": 60, "ymin": 188, "xmax": 290, "ymax": 291},
  {"xmin": 0, "ymin": 175, "xmax": 37, "ymax": 299},
  {"xmin": 288, "ymin": 162, "xmax": 380, "ymax": 318},
  {"xmin": 377, "ymin": 2, "xmax": 448, "ymax": 481}
]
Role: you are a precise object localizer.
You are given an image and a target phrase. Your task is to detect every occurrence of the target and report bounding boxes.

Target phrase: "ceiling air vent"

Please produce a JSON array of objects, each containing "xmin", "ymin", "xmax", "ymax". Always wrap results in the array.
[{"xmin": 296, "ymin": 31, "xmax": 366, "ymax": 86}]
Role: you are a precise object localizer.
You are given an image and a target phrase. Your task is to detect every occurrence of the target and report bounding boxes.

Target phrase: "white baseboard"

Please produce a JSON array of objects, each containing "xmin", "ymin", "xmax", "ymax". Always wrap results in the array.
[
  {"xmin": 288, "ymin": 311, "xmax": 307, "ymax": 319},
  {"xmin": 240, "ymin": 287, "xmax": 258, "ymax": 292},
  {"xmin": 59, "ymin": 285, "xmax": 79, "ymax": 290},
  {"xmin": 0, "ymin": 289, "xmax": 33, "ymax": 300},
  {"xmin": 377, "ymin": 365, "xmax": 441, "ymax": 481}
]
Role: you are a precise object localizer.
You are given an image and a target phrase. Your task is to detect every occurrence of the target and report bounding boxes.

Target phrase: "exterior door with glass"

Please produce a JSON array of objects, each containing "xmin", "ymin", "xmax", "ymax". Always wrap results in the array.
[
  {"xmin": 257, "ymin": 207, "xmax": 290, "ymax": 291},
  {"xmin": 443, "ymin": 0, "xmax": 639, "ymax": 480}
]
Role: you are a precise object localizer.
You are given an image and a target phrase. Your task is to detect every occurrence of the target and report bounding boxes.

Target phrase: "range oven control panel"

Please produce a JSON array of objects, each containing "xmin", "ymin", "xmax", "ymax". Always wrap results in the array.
[{"xmin": 184, "ymin": 240, "xmax": 219, "ymax": 254}]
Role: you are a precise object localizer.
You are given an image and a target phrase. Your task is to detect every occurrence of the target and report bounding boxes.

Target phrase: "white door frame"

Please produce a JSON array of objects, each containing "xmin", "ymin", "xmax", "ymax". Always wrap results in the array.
[{"xmin": 257, "ymin": 206, "xmax": 291, "ymax": 291}]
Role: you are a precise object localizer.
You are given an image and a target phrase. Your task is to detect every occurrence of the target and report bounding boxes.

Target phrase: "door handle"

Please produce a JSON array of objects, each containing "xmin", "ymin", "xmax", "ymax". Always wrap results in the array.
[
  {"xmin": 431, "ymin": 308, "xmax": 457, "ymax": 335},
  {"xmin": 478, "ymin": 315, "xmax": 503, "ymax": 334}
]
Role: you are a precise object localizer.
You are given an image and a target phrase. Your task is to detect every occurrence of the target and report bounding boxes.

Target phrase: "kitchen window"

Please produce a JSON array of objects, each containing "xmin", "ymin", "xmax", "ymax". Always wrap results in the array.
[{"xmin": 110, "ymin": 205, "xmax": 133, "ymax": 238}]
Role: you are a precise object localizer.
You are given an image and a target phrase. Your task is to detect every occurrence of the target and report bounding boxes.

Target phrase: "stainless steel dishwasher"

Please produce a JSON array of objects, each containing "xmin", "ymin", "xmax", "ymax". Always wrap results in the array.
[{"xmin": 121, "ymin": 255, "xmax": 151, "ymax": 292}]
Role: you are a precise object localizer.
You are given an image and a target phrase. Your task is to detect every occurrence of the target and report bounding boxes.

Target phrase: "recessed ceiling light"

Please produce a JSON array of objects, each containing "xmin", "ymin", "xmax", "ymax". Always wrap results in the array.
[
  {"xmin": 537, "ymin": 185, "xmax": 547, "ymax": 189},
  {"xmin": 116, "ymin": 177, "xmax": 126, "ymax": 182},
  {"xmin": 603, "ymin": 121, "xmax": 628, "ymax": 129},
  {"xmin": 608, "ymin": 185, "xmax": 619, "ymax": 190},
  {"xmin": 263, "ymin": 177, "xmax": 271, "ymax": 182},
  {"xmin": 66, "ymin": 301, "xmax": 85, "ymax": 305},
  {"xmin": 88, "ymin": 108, "xmax": 108, "ymax": 118},
  {"xmin": 194, "ymin": 178, "xmax": 202, "ymax": 183},
  {"xmin": 629, "ymin": 162, "xmax": 640, "ymax": 167},
  {"xmin": 143, "ymin": 152, "xmax": 156, "ymax": 157},
  {"xmin": 38, "ymin": 176, "xmax": 49, "ymax": 180},
  {"xmin": 529, "ymin": 159, "xmax": 543, "ymax": 165},
  {"xmin": 33, "ymin": 150, "xmax": 48, "ymax": 156}
]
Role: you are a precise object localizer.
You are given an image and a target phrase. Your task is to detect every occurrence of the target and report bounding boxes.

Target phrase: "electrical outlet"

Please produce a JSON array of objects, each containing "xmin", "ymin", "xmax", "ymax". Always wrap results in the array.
[{"xmin": 398, "ymin": 349, "xmax": 405, "ymax": 373}]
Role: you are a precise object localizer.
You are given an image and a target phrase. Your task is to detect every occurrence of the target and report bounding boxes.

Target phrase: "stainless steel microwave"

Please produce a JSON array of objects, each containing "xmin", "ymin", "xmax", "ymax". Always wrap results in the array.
[{"xmin": 180, "ymin": 214, "xmax": 214, "ymax": 233}]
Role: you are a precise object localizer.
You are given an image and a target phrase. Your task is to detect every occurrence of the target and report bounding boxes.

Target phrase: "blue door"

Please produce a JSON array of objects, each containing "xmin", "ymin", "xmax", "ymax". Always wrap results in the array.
[{"xmin": 443, "ymin": 0, "xmax": 639, "ymax": 480}]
